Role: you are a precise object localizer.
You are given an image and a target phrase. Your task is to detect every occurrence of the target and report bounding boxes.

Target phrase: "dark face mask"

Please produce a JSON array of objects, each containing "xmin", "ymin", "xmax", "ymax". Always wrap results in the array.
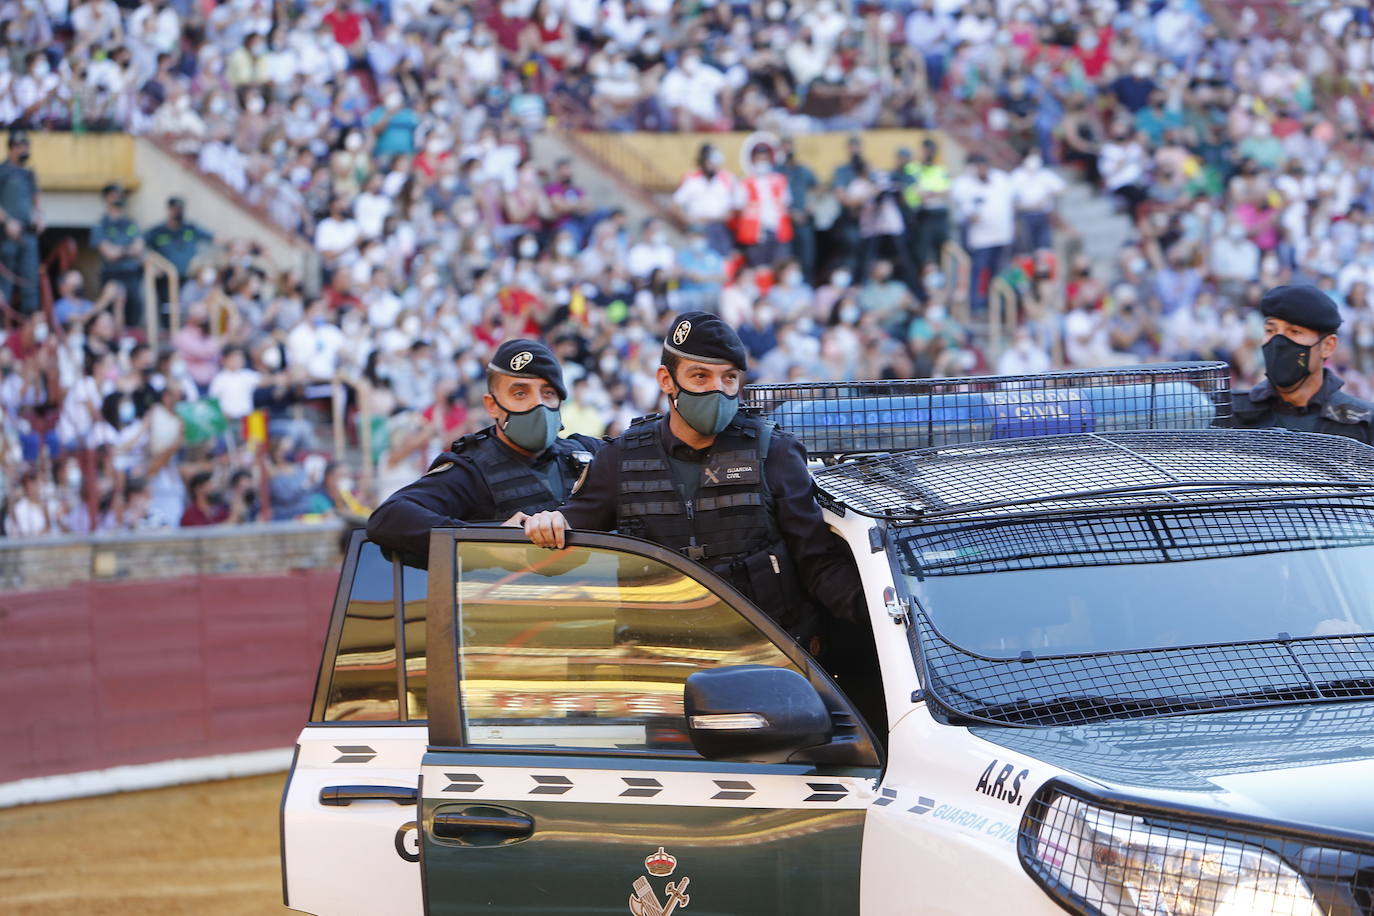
[
  {"xmin": 496, "ymin": 399, "xmax": 561, "ymax": 453},
  {"xmin": 1262, "ymin": 334, "xmax": 1317, "ymax": 389},
  {"xmin": 670, "ymin": 376, "xmax": 738, "ymax": 437}
]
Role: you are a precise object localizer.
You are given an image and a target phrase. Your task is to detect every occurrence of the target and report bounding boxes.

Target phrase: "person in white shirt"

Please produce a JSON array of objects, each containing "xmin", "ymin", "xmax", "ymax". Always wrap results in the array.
[
  {"xmin": 658, "ymin": 51, "xmax": 729, "ymax": 131},
  {"xmin": 1209, "ymin": 222, "xmax": 1261, "ymax": 297},
  {"xmin": 314, "ymin": 197, "xmax": 362, "ymax": 275},
  {"xmin": 127, "ymin": 0, "xmax": 181, "ymax": 56},
  {"xmin": 352, "ymin": 173, "xmax": 392, "ymax": 240},
  {"xmin": 13, "ymin": 54, "xmax": 66, "ymax": 125},
  {"xmin": 1337, "ymin": 243, "xmax": 1374, "ymax": 298},
  {"xmin": 207, "ymin": 345, "xmax": 261, "ymax": 420},
  {"xmin": 1064, "ymin": 301, "xmax": 1132, "ymax": 368},
  {"xmin": 462, "ymin": 26, "xmax": 501, "ymax": 88},
  {"xmin": 996, "ymin": 326, "xmax": 1052, "ymax": 375},
  {"xmin": 286, "ymin": 300, "xmax": 346, "ymax": 383},
  {"xmin": 672, "ymin": 143, "xmax": 738, "ymax": 254},
  {"xmin": 1152, "ymin": 0, "xmax": 1199, "ymax": 64},
  {"xmin": 1099, "ymin": 123, "xmax": 1149, "ymax": 219},
  {"xmin": 1009, "ymin": 152, "xmax": 1067, "ymax": 253},
  {"xmin": 804, "ymin": 0, "xmax": 849, "ymax": 50},
  {"xmin": 7, "ymin": 469, "xmax": 51, "ymax": 537},
  {"xmin": 626, "ymin": 219, "xmax": 676, "ymax": 279},
  {"xmin": 951, "ymin": 154, "xmax": 1015, "ymax": 312},
  {"xmin": 785, "ymin": 27, "xmax": 828, "ymax": 87},
  {"xmin": 71, "ymin": 0, "xmax": 124, "ymax": 50},
  {"xmin": 1163, "ymin": 296, "xmax": 1223, "ymax": 361},
  {"xmin": 906, "ymin": 0, "xmax": 952, "ymax": 90}
]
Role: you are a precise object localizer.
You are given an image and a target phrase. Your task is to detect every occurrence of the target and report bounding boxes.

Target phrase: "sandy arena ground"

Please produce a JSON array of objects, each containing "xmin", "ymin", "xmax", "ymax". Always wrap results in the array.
[{"xmin": 0, "ymin": 773, "xmax": 288, "ymax": 915}]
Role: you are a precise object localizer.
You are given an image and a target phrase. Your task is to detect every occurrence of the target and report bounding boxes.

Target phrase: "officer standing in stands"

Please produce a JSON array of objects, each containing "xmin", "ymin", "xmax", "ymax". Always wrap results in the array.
[
  {"xmin": 522, "ymin": 312, "xmax": 866, "ymax": 646},
  {"xmin": 93, "ymin": 183, "xmax": 145, "ymax": 330},
  {"xmin": 147, "ymin": 196, "xmax": 214, "ymax": 281},
  {"xmin": 1229, "ymin": 285, "xmax": 1374, "ymax": 443},
  {"xmin": 906, "ymin": 136, "xmax": 951, "ymax": 271},
  {"xmin": 367, "ymin": 339, "xmax": 603, "ymax": 561},
  {"xmin": 0, "ymin": 130, "xmax": 42, "ymax": 316}
]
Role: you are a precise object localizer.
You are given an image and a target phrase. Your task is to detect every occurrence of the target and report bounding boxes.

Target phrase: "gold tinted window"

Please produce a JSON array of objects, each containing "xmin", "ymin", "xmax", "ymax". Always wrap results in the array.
[
  {"xmin": 324, "ymin": 542, "xmax": 400, "ymax": 721},
  {"xmin": 454, "ymin": 542, "xmax": 797, "ymax": 752},
  {"xmin": 401, "ymin": 563, "xmax": 429, "ymax": 720}
]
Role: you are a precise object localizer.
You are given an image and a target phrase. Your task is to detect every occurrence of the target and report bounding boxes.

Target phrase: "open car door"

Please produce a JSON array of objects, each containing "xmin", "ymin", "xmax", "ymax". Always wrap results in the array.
[{"xmin": 417, "ymin": 527, "xmax": 882, "ymax": 915}]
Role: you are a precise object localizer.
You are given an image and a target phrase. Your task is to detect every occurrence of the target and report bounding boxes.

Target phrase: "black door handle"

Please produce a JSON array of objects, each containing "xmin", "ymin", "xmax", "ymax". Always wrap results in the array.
[
  {"xmin": 432, "ymin": 812, "xmax": 534, "ymax": 839},
  {"xmin": 320, "ymin": 785, "xmax": 418, "ymax": 806}
]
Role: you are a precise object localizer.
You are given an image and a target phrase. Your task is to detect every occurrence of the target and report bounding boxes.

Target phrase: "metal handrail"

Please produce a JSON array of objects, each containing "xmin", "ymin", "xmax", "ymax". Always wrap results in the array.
[
  {"xmin": 941, "ymin": 240, "xmax": 972, "ymax": 325},
  {"xmin": 141, "ymin": 249, "xmax": 179, "ymax": 346},
  {"xmin": 987, "ymin": 275, "xmax": 1017, "ymax": 367}
]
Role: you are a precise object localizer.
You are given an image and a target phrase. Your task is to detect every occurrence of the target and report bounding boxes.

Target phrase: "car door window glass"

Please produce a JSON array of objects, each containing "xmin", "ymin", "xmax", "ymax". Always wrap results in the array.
[
  {"xmin": 454, "ymin": 541, "xmax": 799, "ymax": 753},
  {"xmin": 324, "ymin": 541, "xmax": 400, "ymax": 721}
]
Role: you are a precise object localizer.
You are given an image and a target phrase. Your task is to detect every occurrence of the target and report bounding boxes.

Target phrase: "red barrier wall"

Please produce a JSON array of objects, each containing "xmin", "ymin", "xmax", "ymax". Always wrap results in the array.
[{"xmin": 0, "ymin": 568, "xmax": 337, "ymax": 782}]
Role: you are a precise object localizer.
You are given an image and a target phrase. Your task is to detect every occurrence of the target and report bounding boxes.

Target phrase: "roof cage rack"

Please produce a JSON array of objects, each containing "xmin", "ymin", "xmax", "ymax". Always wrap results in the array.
[
  {"xmin": 742, "ymin": 362, "xmax": 1232, "ymax": 458},
  {"xmin": 811, "ymin": 428, "xmax": 1374, "ymax": 522}
]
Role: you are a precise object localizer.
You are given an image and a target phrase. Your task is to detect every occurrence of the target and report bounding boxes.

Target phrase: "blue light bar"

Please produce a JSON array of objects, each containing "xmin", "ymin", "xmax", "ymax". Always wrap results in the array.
[{"xmin": 744, "ymin": 363, "xmax": 1231, "ymax": 457}]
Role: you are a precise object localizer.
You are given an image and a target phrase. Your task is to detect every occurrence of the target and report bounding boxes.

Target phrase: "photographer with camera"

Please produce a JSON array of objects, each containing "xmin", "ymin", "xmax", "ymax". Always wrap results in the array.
[{"xmin": 843, "ymin": 157, "xmax": 917, "ymax": 293}]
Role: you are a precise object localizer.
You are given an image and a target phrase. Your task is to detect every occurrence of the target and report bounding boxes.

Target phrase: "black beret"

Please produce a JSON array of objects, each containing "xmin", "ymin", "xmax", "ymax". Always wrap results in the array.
[
  {"xmin": 487, "ymin": 338, "xmax": 567, "ymax": 400},
  {"xmin": 662, "ymin": 311, "xmax": 748, "ymax": 371},
  {"xmin": 1259, "ymin": 284, "xmax": 1342, "ymax": 335}
]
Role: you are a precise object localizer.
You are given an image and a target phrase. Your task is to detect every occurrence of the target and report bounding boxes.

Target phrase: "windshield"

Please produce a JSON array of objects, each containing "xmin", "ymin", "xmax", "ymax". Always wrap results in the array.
[
  {"xmin": 899, "ymin": 505, "xmax": 1374, "ymax": 657},
  {"xmin": 893, "ymin": 503, "xmax": 1374, "ymax": 726}
]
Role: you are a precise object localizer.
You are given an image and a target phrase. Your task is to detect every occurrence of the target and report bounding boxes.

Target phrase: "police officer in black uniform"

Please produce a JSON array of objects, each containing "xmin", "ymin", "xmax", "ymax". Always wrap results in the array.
[
  {"xmin": 522, "ymin": 312, "xmax": 866, "ymax": 645},
  {"xmin": 0, "ymin": 129, "xmax": 42, "ymax": 316},
  {"xmin": 1229, "ymin": 285, "xmax": 1374, "ymax": 443},
  {"xmin": 367, "ymin": 339, "xmax": 603, "ymax": 561}
]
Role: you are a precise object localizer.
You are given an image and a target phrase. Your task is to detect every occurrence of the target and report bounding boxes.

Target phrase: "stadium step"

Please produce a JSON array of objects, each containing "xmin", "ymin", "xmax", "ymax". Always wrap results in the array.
[
  {"xmin": 529, "ymin": 131, "xmax": 683, "ymax": 240},
  {"xmin": 1057, "ymin": 175, "xmax": 1135, "ymax": 270}
]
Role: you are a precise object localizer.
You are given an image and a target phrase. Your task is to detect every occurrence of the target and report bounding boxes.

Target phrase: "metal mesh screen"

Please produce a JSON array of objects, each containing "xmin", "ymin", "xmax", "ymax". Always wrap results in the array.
[
  {"xmin": 975, "ymin": 704, "xmax": 1374, "ymax": 793},
  {"xmin": 913, "ymin": 611, "xmax": 1374, "ymax": 728},
  {"xmin": 1021, "ymin": 780, "xmax": 1374, "ymax": 916},
  {"xmin": 743, "ymin": 362, "xmax": 1232, "ymax": 457},
  {"xmin": 814, "ymin": 429, "xmax": 1374, "ymax": 522},
  {"xmin": 900, "ymin": 503, "xmax": 1374, "ymax": 577}
]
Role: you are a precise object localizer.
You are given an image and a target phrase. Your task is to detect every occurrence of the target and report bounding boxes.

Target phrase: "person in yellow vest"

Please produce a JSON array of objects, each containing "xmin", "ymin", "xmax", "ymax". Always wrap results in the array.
[
  {"xmin": 734, "ymin": 143, "xmax": 793, "ymax": 267},
  {"xmin": 904, "ymin": 137, "xmax": 952, "ymax": 271}
]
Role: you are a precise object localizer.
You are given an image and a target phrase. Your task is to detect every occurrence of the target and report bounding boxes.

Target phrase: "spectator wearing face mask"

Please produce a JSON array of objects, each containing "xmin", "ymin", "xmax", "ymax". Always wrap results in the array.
[
  {"xmin": 1010, "ymin": 152, "xmax": 1066, "ymax": 254},
  {"xmin": 735, "ymin": 143, "xmax": 793, "ymax": 267},
  {"xmin": 659, "ymin": 50, "xmax": 730, "ymax": 131},
  {"xmin": 951, "ymin": 154, "xmax": 1015, "ymax": 313},
  {"xmin": 1211, "ymin": 221, "xmax": 1262, "ymax": 300},
  {"xmin": 627, "ymin": 219, "xmax": 676, "ymax": 280},
  {"xmin": 673, "ymin": 143, "xmax": 738, "ymax": 255},
  {"xmin": 366, "ymin": 87, "xmax": 418, "ymax": 157},
  {"xmin": 676, "ymin": 226, "xmax": 727, "ymax": 313},
  {"xmin": 997, "ymin": 326, "xmax": 1052, "ymax": 375}
]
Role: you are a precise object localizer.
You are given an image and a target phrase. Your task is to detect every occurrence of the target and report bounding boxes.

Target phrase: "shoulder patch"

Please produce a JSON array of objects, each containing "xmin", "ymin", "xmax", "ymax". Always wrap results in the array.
[
  {"xmin": 425, "ymin": 461, "xmax": 455, "ymax": 476},
  {"xmin": 571, "ymin": 463, "xmax": 591, "ymax": 496}
]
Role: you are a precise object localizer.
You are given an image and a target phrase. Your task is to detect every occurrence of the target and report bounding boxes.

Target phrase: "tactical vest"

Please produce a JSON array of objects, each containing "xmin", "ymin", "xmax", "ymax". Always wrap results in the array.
[
  {"xmin": 616, "ymin": 416, "xmax": 816, "ymax": 637},
  {"xmin": 452, "ymin": 427, "xmax": 593, "ymax": 521},
  {"xmin": 1230, "ymin": 383, "xmax": 1374, "ymax": 445}
]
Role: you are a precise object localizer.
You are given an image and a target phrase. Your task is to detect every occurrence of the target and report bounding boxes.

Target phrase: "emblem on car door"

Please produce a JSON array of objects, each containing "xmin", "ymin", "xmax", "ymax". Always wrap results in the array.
[{"xmin": 628, "ymin": 847, "xmax": 691, "ymax": 915}]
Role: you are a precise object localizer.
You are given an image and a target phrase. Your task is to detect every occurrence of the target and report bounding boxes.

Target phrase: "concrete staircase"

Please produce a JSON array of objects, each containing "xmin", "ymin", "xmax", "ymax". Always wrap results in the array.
[
  {"xmin": 1057, "ymin": 174, "xmax": 1135, "ymax": 272},
  {"xmin": 528, "ymin": 131, "xmax": 675, "ymax": 236}
]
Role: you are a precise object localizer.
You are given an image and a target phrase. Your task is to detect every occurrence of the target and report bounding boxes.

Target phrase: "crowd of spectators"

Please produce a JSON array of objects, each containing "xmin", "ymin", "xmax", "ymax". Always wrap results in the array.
[{"xmin": 9, "ymin": 0, "xmax": 1374, "ymax": 537}]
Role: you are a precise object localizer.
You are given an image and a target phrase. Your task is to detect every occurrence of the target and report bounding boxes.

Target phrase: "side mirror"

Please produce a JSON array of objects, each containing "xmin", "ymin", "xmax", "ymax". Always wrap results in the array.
[{"xmin": 684, "ymin": 665, "xmax": 833, "ymax": 762}]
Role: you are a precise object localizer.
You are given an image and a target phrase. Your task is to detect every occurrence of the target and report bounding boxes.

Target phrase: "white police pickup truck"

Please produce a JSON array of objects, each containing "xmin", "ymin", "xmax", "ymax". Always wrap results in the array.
[{"xmin": 282, "ymin": 363, "xmax": 1374, "ymax": 915}]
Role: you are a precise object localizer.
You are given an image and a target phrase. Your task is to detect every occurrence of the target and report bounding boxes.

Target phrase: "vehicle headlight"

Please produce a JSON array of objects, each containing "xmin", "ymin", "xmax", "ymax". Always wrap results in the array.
[{"xmin": 1020, "ymin": 789, "xmax": 1322, "ymax": 916}]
